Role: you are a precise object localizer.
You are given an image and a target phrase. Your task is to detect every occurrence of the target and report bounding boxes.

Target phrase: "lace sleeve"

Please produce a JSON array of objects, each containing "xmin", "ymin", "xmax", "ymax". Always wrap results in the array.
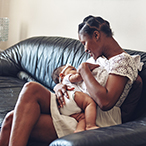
[{"xmin": 109, "ymin": 53, "xmax": 142, "ymax": 84}]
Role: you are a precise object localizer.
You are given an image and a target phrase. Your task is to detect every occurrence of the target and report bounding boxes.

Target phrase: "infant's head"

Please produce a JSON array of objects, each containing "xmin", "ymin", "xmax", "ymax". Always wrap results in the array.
[{"xmin": 52, "ymin": 64, "xmax": 77, "ymax": 84}]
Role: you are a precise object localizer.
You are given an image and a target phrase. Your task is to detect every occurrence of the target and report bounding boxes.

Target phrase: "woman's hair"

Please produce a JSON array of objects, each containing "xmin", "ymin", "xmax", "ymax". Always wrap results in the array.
[{"xmin": 78, "ymin": 15, "xmax": 113, "ymax": 37}]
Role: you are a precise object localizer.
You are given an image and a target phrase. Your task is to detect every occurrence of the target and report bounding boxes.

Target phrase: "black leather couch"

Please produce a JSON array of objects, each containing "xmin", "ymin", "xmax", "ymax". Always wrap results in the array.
[{"xmin": 0, "ymin": 36, "xmax": 146, "ymax": 146}]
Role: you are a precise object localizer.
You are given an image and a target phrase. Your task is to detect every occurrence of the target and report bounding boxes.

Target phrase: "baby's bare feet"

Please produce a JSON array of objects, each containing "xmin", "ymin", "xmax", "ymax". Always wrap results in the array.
[
  {"xmin": 86, "ymin": 125, "xmax": 99, "ymax": 131},
  {"xmin": 74, "ymin": 129, "xmax": 85, "ymax": 133}
]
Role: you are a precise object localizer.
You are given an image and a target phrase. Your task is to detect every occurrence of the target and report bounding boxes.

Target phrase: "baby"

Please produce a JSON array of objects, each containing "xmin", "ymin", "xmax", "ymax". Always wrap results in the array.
[{"xmin": 52, "ymin": 63, "xmax": 108, "ymax": 132}]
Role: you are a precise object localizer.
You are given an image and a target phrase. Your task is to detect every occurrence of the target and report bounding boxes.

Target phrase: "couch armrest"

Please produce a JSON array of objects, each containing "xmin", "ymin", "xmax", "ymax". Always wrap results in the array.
[
  {"xmin": 50, "ymin": 115, "xmax": 146, "ymax": 146},
  {"xmin": 121, "ymin": 75, "xmax": 143, "ymax": 122}
]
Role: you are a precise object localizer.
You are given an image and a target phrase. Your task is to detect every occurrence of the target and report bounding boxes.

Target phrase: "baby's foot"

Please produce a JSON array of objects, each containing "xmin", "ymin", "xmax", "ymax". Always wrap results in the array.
[
  {"xmin": 86, "ymin": 125, "xmax": 99, "ymax": 131},
  {"xmin": 74, "ymin": 128, "xmax": 85, "ymax": 133}
]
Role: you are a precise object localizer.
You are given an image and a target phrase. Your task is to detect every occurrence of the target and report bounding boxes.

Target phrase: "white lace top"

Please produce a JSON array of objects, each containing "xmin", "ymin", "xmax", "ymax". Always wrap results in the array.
[{"xmin": 87, "ymin": 52, "xmax": 143, "ymax": 107}]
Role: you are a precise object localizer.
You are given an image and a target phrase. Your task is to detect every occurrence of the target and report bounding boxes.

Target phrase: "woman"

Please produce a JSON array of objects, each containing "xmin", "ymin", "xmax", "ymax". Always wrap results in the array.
[{"xmin": 0, "ymin": 15, "xmax": 143, "ymax": 146}]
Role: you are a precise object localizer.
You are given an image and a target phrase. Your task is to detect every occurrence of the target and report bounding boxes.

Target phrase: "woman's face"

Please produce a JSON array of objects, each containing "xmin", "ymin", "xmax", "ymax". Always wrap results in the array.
[{"xmin": 78, "ymin": 32, "xmax": 102, "ymax": 60}]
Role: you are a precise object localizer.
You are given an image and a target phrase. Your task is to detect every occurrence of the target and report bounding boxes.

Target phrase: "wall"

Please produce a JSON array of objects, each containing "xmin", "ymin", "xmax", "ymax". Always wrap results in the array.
[{"xmin": 0, "ymin": 0, "xmax": 146, "ymax": 52}]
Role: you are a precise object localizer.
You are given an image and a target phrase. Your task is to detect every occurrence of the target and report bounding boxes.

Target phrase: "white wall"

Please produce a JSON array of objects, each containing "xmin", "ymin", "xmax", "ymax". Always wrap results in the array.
[{"xmin": 0, "ymin": 0, "xmax": 146, "ymax": 52}]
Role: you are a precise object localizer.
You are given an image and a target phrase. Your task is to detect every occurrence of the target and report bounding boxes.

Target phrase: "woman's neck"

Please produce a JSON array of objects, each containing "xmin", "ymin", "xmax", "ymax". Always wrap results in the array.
[{"xmin": 102, "ymin": 37, "xmax": 124, "ymax": 60}]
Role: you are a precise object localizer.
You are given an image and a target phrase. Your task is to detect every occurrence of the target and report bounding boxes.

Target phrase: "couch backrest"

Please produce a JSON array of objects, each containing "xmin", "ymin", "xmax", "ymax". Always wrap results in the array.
[
  {"xmin": 1, "ymin": 36, "xmax": 146, "ymax": 90},
  {"xmin": 0, "ymin": 36, "xmax": 90, "ymax": 90}
]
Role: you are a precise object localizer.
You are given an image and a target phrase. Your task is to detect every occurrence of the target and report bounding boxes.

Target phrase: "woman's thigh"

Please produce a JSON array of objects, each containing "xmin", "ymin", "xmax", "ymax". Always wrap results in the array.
[{"xmin": 30, "ymin": 114, "xmax": 58, "ymax": 143}]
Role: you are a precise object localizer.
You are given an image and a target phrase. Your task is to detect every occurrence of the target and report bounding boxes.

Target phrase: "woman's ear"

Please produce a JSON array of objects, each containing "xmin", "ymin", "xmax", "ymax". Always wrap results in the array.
[{"xmin": 93, "ymin": 31, "xmax": 100, "ymax": 41}]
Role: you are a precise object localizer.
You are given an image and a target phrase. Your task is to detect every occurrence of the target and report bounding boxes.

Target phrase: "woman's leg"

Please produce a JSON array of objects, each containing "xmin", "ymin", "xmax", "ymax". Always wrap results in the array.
[
  {"xmin": 0, "ymin": 112, "xmax": 57, "ymax": 146},
  {"xmin": 2, "ymin": 81, "xmax": 57, "ymax": 146},
  {"xmin": 30, "ymin": 113, "xmax": 57, "ymax": 143},
  {"xmin": 0, "ymin": 111, "xmax": 13, "ymax": 146}
]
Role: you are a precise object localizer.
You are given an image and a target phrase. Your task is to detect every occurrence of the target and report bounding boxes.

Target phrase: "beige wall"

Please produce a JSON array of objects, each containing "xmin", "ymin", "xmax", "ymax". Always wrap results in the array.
[{"xmin": 0, "ymin": 0, "xmax": 146, "ymax": 52}]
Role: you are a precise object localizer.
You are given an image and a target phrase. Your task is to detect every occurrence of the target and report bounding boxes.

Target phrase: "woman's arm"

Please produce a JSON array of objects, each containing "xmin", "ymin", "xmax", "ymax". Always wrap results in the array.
[
  {"xmin": 81, "ymin": 62, "xmax": 100, "ymax": 71},
  {"xmin": 78, "ymin": 62, "xmax": 128, "ymax": 111},
  {"xmin": 69, "ymin": 63, "xmax": 99, "ymax": 83}
]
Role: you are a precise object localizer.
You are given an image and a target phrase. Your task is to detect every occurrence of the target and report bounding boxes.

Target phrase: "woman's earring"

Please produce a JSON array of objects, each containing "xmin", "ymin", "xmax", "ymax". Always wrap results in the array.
[{"xmin": 95, "ymin": 34, "xmax": 98, "ymax": 40}]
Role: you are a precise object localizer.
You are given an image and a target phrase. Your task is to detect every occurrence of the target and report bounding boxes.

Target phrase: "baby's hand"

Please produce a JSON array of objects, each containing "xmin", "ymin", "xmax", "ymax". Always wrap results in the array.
[{"xmin": 69, "ymin": 73, "xmax": 83, "ymax": 83}]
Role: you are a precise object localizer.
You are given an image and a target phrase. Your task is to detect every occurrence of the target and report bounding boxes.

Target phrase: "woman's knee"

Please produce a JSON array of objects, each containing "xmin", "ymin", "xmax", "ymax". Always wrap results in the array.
[
  {"xmin": 5, "ymin": 111, "xmax": 13, "ymax": 122},
  {"xmin": 23, "ymin": 81, "xmax": 41, "ymax": 92},
  {"xmin": 20, "ymin": 82, "xmax": 42, "ymax": 99},
  {"xmin": 2, "ymin": 111, "xmax": 13, "ymax": 130},
  {"xmin": 19, "ymin": 81, "xmax": 50, "ymax": 103}
]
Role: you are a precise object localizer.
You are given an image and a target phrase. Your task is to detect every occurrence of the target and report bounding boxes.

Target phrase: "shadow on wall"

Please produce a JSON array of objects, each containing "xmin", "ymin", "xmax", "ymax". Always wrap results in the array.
[
  {"xmin": 19, "ymin": 22, "xmax": 28, "ymax": 41},
  {"xmin": 0, "ymin": 22, "xmax": 28, "ymax": 50}
]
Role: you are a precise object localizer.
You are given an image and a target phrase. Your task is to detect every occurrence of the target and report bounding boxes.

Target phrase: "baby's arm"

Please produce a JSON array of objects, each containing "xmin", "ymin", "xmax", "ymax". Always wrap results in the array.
[{"xmin": 69, "ymin": 73, "xmax": 83, "ymax": 83}]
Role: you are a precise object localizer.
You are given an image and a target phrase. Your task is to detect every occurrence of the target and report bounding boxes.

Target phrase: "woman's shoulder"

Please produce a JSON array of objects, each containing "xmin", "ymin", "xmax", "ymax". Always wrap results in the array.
[
  {"xmin": 109, "ymin": 52, "xmax": 131, "ymax": 61},
  {"xmin": 109, "ymin": 52, "xmax": 143, "ymax": 71}
]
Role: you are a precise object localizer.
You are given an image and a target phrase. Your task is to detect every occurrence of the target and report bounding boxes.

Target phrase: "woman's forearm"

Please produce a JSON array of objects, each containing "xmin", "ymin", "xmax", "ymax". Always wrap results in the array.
[
  {"xmin": 78, "ymin": 63, "xmax": 117, "ymax": 111},
  {"xmin": 78, "ymin": 63, "xmax": 107, "ymax": 107}
]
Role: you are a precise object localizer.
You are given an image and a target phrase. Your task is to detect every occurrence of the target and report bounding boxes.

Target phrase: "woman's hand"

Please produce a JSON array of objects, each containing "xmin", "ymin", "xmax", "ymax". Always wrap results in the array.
[
  {"xmin": 53, "ymin": 83, "xmax": 74, "ymax": 108},
  {"xmin": 78, "ymin": 62, "xmax": 100, "ymax": 73}
]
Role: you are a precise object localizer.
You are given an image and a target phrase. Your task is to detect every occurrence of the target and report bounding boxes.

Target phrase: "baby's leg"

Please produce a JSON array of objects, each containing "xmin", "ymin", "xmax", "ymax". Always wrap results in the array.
[
  {"xmin": 71, "ymin": 112, "xmax": 85, "ymax": 133},
  {"xmin": 74, "ymin": 91, "xmax": 99, "ymax": 130}
]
